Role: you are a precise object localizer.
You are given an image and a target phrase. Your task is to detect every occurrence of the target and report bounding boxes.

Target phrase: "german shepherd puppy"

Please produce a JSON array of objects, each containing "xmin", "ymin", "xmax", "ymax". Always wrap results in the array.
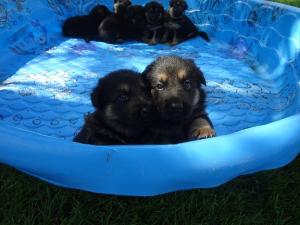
[
  {"xmin": 126, "ymin": 5, "xmax": 146, "ymax": 41},
  {"xmin": 62, "ymin": 5, "xmax": 111, "ymax": 42},
  {"xmin": 142, "ymin": 55, "xmax": 215, "ymax": 144},
  {"xmin": 97, "ymin": 0, "xmax": 132, "ymax": 43},
  {"xmin": 163, "ymin": 0, "xmax": 210, "ymax": 45},
  {"xmin": 142, "ymin": 1, "xmax": 165, "ymax": 45},
  {"xmin": 74, "ymin": 70, "xmax": 153, "ymax": 145}
]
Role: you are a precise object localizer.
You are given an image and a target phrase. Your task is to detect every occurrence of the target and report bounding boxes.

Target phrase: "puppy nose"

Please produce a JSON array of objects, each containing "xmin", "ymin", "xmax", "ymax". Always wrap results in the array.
[
  {"xmin": 140, "ymin": 106, "xmax": 151, "ymax": 118},
  {"xmin": 170, "ymin": 102, "xmax": 183, "ymax": 113}
]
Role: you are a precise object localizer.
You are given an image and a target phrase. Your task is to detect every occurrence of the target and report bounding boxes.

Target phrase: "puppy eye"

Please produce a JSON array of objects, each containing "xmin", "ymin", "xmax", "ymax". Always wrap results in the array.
[
  {"xmin": 183, "ymin": 80, "xmax": 192, "ymax": 90},
  {"xmin": 155, "ymin": 83, "xmax": 165, "ymax": 91},
  {"xmin": 116, "ymin": 94, "xmax": 129, "ymax": 103}
]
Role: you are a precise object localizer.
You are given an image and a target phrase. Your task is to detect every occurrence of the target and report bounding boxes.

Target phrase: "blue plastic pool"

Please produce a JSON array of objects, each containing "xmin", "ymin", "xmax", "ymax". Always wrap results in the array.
[{"xmin": 0, "ymin": 0, "xmax": 300, "ymax": 196}]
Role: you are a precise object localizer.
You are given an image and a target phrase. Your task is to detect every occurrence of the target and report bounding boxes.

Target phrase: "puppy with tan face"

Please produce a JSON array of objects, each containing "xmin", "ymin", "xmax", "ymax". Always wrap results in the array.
[
  {"xmin": 142, "ymin": 1, "xmax": 165, "ymax": 45},
  {"xmin": 74, "ymin": 70, "xmax": 153, "ymax": 145},
  {"xmin": 126, "ymin": 5, "xmax": 146, "ymax": 40},
  {"xmin": 142, "ymin": 56, "xmax": 215, "ymax": 143},
  {"xmin": 98, "ymin": 0, "xmax": 132, "ymax": 43},
  {"xmin": 163, "ymin": 0, "xmax": 210, "ymax": 45}
]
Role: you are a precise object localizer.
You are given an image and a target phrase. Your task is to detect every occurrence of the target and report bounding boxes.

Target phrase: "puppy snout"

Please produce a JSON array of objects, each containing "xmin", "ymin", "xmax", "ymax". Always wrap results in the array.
[
  {"xmin": 167, "ymin": 100, "xmax": 184, "ymax": 114},
  {"xmin": 170, "ymin": 102, "xmax": 183, "ymax": 113},
  {"xmin": 140, "ymin": 105, "xmax": 152, "ymax": 119}
]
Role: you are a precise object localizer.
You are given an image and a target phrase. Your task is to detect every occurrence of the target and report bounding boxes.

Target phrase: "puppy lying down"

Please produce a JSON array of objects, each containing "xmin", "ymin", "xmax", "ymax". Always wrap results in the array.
[
  {"xmin": 74, "ymin": 70, "xmax": 153, "ymax": 145},
  {"xmin": 62, "ymin": 5, "xmax": 111, "ymax": 42},
  {"xmin": 142, "ymin": 55, "xmax": 215, "ymax": 144}
]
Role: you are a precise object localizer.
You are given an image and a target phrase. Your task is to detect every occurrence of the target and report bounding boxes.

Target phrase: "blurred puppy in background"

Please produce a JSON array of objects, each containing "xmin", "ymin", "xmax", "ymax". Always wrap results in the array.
[
  {"xmin": 62, "ymin": 5, "xmax": 111, "ymax": 42},
  {"xmin": 163, "ymin": 0, "xmax": 210, "ymax": 45},
  {"xmin": 142, "ymin": 1, "xmax": 165, "ymax": 45},
  {"xmin": 126, "ymin": 5, "xmax": 147, "ymax": 41},
  {"xmin": 97, "ymin": 0, "xmax": 132, "ymax": 43}
]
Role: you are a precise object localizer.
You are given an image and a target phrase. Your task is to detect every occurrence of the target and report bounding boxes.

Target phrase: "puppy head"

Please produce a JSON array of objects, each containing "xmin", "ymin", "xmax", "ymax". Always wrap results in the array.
[
  {"xmin": 91, "ymin": 70, "xmax": 153, "ymax": 127},
  {"xmin": 89, "ymin": 5, "xmax": 111, "ymax": 20},
  {"xmin": 144, "ymin": 1, "xmax": 164, "ymax": 25},
  {"xmin": 114, "ymin": 0, "xmax": 131, "ymax": 14},
  {"xmin": 127, "ymin": 5, "xmax": 146, "ymax": 28},
  {"xmin": 142, "ymin": 56, "xmax": 206, "ymax": 122},
  {"xmin": 168, "ymin": 0, "xmax": 187, "ymax": 18}
]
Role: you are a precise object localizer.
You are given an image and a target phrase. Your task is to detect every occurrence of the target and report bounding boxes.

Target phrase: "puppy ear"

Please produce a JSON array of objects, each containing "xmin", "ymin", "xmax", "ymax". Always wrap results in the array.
[
  {"xmin": 141, "ymin": 63, "xmax": 154, "ymax": 88},
  {"xmin": 169, "ymin": 0, "xmax": 174, "ymax": 7},
  {"xmin": 91, "ymin": 78, "xmax": 105, "ymax": 109},
  {"xmin": 183, "ymin": 1, "xmax": 188, "ymax": 10},
  {"xmin": 187, "ymin": 58, "xmax": 206, "ymax": 86},
  {"xmin": 196, "ymin": 69, "xmax": 206, "ymax": 86},
  {"xmin": 159, "ymin": 4, "xmax": 164, "ymax": 12}
]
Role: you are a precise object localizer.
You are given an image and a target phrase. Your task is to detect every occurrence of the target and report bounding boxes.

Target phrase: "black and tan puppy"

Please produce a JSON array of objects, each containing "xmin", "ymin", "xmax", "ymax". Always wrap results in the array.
[
  {"xmin": 74, "ymin": 70, "xmax": 153, "ymax": 145},
  {"xmin": 142, "ymin": 1, "xmax": 165, "ymax": 45},
  {"xmin": 142, "ymin": 56, "xmax": 215, "ymax": 144},
  {"xmin": 62, "ymin": 5, "xmax": 111, "ymax": 42},
  {"xmin": 97, "ymin": 0, "xmax": 132, "ymax": 43},
  {"xmin": 126, "ymin": 5, "xmax": 146, "ymax": 40},
  {"xmin": 163, "ymin": 0, "xmax": 210, "ymax": 45}
]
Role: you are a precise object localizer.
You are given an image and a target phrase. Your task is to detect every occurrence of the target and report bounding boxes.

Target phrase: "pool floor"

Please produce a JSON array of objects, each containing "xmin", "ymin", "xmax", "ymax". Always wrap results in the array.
[{"xmin": 0, "ymin": 37, "xmax": 297, "ymax": 140}]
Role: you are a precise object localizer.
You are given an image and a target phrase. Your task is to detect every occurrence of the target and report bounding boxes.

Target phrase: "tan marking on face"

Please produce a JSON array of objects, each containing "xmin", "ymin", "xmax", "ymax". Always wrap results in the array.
[
  {"xmin": 118, "ymin": 84, "xmax": 130, "ymax": 92},
  {"xmin": 177, "ymin": 69, "xmax": 187, "ymax": 80},
  {"xmin": 158, "ymin": 73, "xmax": 168, "ymax": 83}
]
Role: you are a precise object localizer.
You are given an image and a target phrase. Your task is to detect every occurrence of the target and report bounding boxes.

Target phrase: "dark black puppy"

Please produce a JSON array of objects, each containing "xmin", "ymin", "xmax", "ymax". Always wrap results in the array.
[
  {"xmin": 163, "ymin": 0, "xmax": 210, "ymax": 45},
  {"xmin": 97, "ymin": 0, "xmax": 132, "ymax": 43},
  {"xmin": 74, "ymin": 70, "xmax": 153, "ymax": 145},
  {"xmin": 62, "ymin": 5, "xmax": 111, "ymax": 42},
  {"xmin": 142, "ymin": 1, "xmax": 165, "ymax": 45},
  {"xmin": 126, "ymin": 5, "xmax": 146, "ymax": 40},
  {"xmin": 142, "ymin": 56, "xmax": 215, "ymax": 144}
]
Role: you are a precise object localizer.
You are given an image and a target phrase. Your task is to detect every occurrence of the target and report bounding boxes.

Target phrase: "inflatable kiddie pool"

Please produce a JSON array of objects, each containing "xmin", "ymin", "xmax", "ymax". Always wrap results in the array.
[{"xmin": 0, "ymin": 0, "xmax": 300, "ymax": 196}]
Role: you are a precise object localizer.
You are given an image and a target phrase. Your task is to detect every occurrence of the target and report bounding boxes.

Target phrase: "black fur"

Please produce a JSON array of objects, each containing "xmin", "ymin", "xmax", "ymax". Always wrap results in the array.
[
  {"xmin": 163, "ymin": 0, "xmax": 210, "ymax": 45},
  {"xmin": 97, "ymin": 0, "xmax": 132, "ymax": 43},
  {"xmin": 142, "ymin": 55, "xmax": 215, "ymax": 144},
  {"xmin": 126, "ymin": 5, "xmax": 147, "ymax": 41},
  {"xmin": 142, "ymin": 1, "xmax": 165, "ymax": 45},
  {"xmin": 62, "ymin": 5, "xmax": 111, "ymax": 42},
  {"xmin": 74, "ymin": 70, "xmax": 153, "ymax": 145}
]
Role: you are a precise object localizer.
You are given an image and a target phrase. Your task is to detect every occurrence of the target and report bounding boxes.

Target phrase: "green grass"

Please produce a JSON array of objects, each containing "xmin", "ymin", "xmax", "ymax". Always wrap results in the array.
[
  {"xmin": 1, "ymin": 156, "xmax": 300, "ymax": 225},
  {"xmin": 272, "ymin": 0, "xmax": 300, "ymax": 7}
]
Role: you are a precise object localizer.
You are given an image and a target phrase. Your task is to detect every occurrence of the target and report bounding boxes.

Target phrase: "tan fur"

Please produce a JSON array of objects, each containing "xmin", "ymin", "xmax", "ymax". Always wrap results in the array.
[
  {"xmin": 119, "ymin": 84, "xmax": 130, "ymax": 92},
  {"xmin": 192, "ymin": 89, "xmax": 200, "ymax": 107},
  {"xmin": 158, "ymin": 73, "xmax": 168, "ymax": 83},
  {"xmin": 177, "ymin": 69, "xmax": 187, "ymax": 80}
]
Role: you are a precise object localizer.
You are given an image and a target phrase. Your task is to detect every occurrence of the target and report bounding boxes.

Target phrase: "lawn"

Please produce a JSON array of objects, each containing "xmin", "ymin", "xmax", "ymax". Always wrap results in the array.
[
  {"xmin": 1, "ymin": 1, "xmax": 300, "ymax": 225},
  {"xmin": 1, "ymin": 157, "xmax": 300, "ymax": 225},
  {"xmin": 272, "ymin": 0, "xmax": 300, "ymax": 7}
]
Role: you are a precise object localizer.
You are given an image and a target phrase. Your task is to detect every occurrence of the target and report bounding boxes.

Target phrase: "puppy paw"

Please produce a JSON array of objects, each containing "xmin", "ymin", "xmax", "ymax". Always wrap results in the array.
[
  {"xmin": 148, "ymin": 40, "xmax": 156, "ymax": 45},
  {"xmin": 191, "ymin": 127, "xmax": 215, "ymax": 140}
]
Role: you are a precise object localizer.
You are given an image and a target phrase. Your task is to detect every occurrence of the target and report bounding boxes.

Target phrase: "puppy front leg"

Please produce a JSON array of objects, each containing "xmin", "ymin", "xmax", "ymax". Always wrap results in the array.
[
  {"xmin": 188, "ymin": 116, "xmax": 215, "ymax": 140},
  {"xmin": 149, "ymin": 30, "xmax": 158, "ymax": 45},
  {"xmin": 161, "ymin": 28, "xmax": 170, "ymax": 43},
  {"xmin": 142, "ymin": 30, "xmax": 151, "ymax": 43},
  {"xmin": 170, "ymin": 29, "xmax": 181, "ymax": 45}
]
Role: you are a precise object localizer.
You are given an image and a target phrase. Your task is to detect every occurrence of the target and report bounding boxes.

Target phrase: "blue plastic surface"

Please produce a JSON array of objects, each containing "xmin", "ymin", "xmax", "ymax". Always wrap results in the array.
[{"xmin": 0, "ymin": 0, "xmax": 300, "ymax": 196}]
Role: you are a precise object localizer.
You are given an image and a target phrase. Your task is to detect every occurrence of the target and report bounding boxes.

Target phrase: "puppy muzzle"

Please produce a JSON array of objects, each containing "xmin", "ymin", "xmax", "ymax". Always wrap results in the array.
[{"xmin": 164, "ymin": 98, "xmax": 190, "ymax": 121}]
